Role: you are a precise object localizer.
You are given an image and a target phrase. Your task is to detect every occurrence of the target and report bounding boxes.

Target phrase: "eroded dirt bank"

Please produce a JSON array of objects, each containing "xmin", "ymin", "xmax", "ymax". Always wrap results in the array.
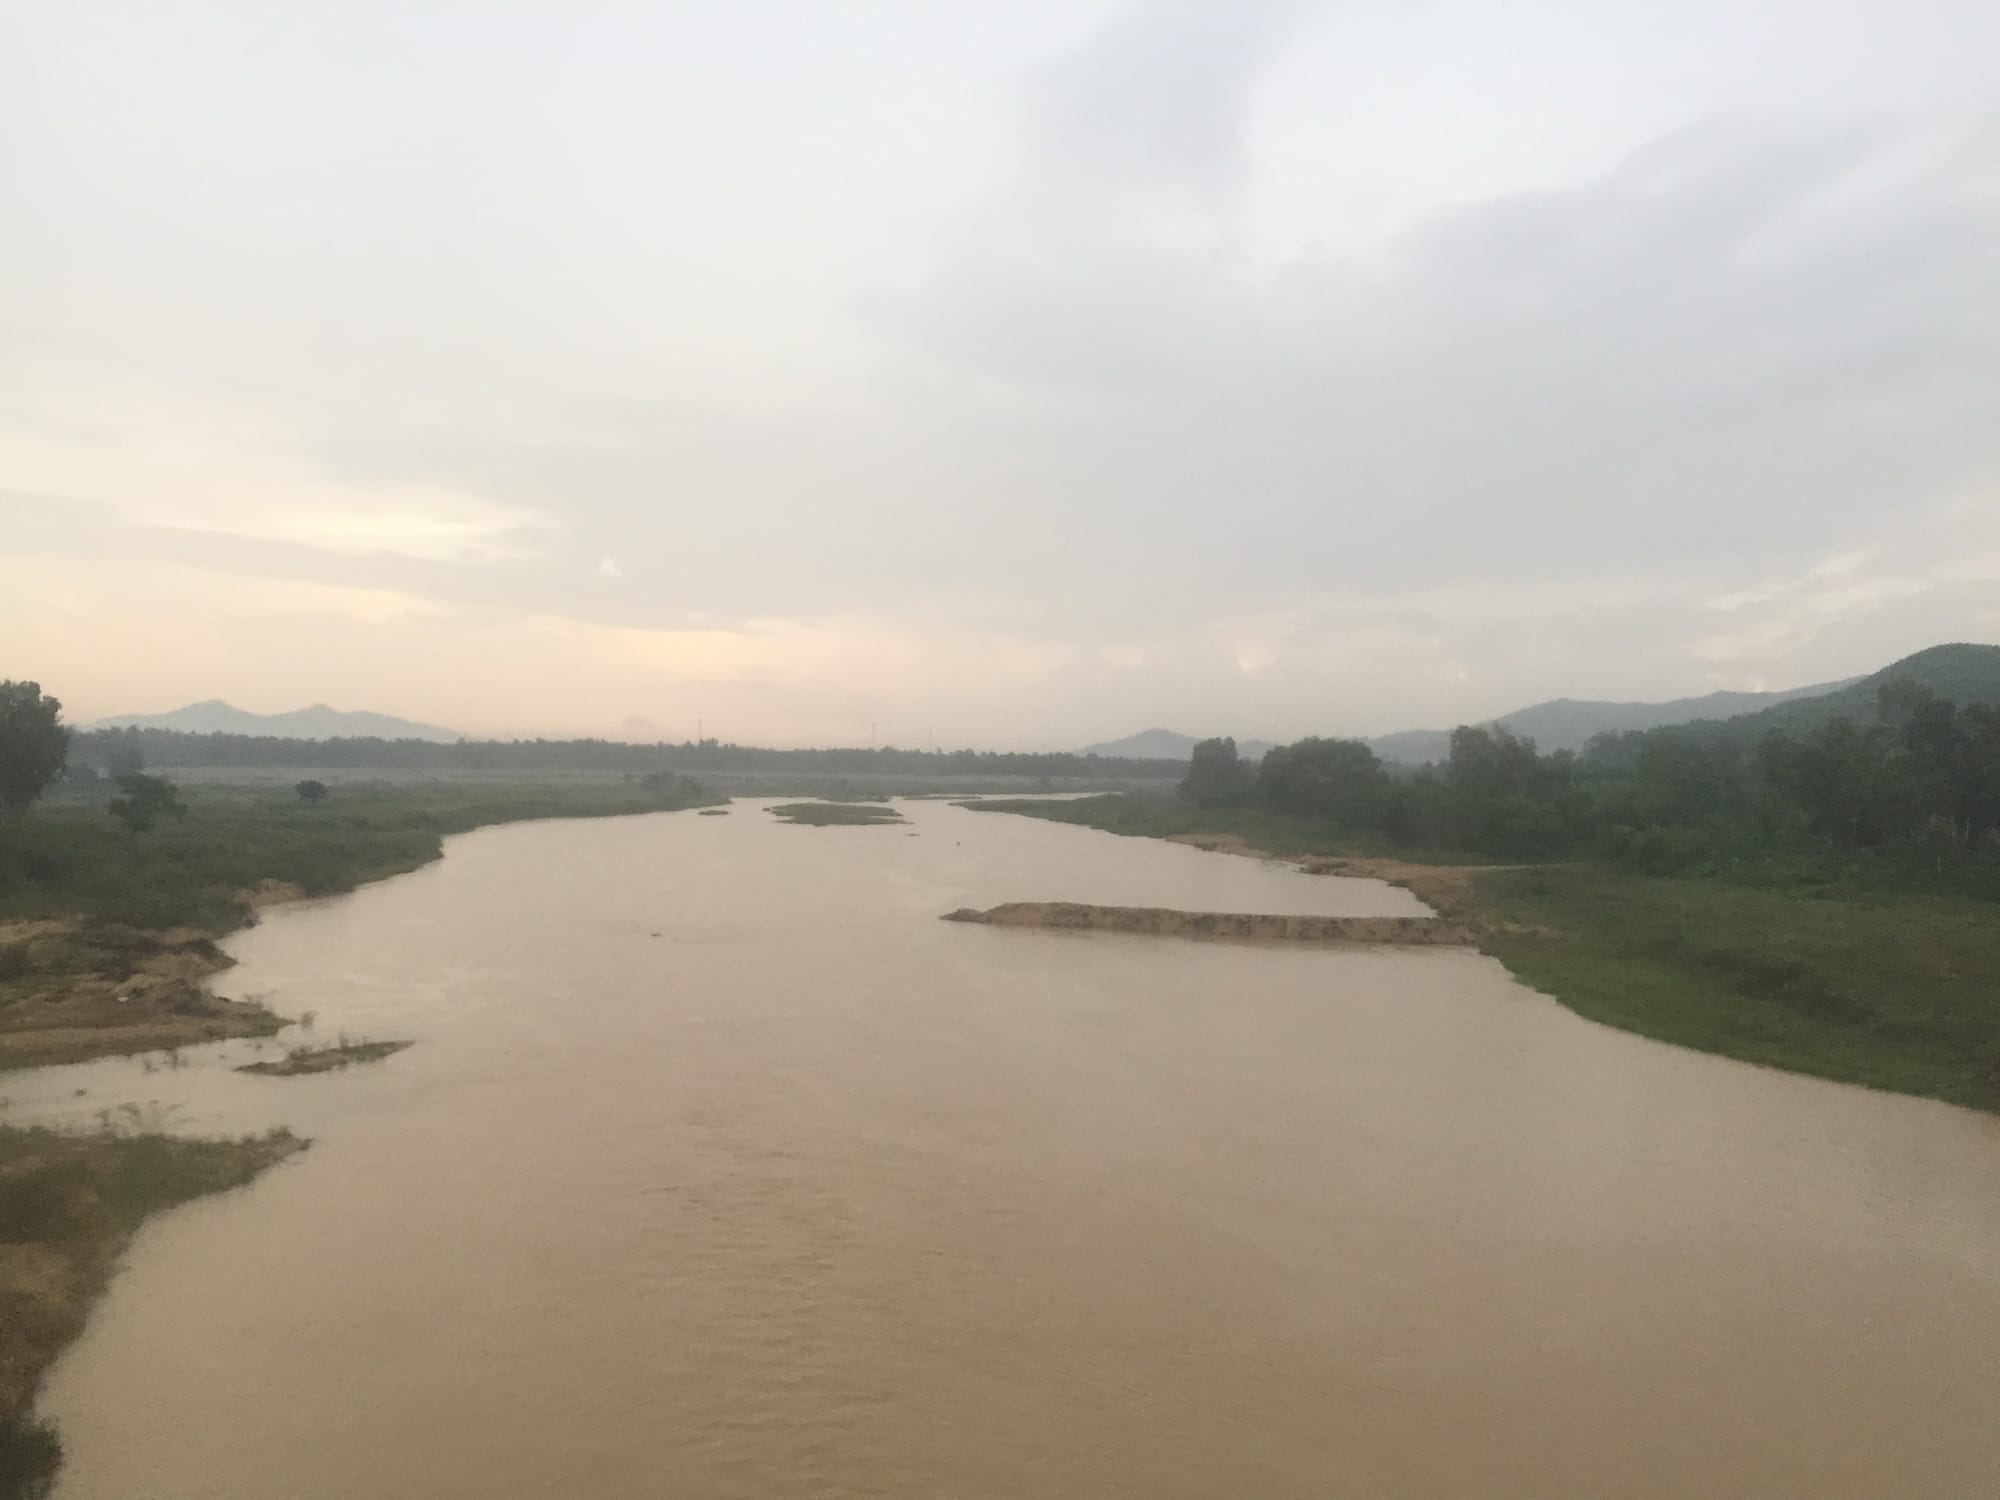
[{"xmin": 0, "ymin": 916, "xmax": 288, "ymax": 1071}]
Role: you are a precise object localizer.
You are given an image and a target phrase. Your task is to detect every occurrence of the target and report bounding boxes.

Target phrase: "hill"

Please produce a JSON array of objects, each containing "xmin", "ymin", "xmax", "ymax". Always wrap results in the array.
[
  {"xmin": 1695, "ymin": 643, "xmax": 2000, "ymax": 742},
  {"xmin": 1080, "ymin": 729, "xmax": 1273, "ymax": 761},
  {"xmin": 90, "ymin": 700, "xmax": 462, "ymax": 743},
  {"xmin": 1370, "ymin": 679, "xmax": 1853, "ymax": 764}
]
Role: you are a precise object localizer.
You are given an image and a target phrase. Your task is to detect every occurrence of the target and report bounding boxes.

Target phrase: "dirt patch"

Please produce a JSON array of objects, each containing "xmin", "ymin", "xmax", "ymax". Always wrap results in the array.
[
  {"xmin": 0, "ymin": 919, "xmax": 79, "ymax": 948},
  {"xmin": 1155, "ymin": 834, "xmax": 1529, "ymax": 939},
  {"xmin": 240, "ymin": 879, "xmax": 308, "ymax": 910},
  {"xmin": 942, "ymin": 902, "xmax": 1476, "ymax": 947},
  {"xmin": 1292, "ymin": 857, "xmax": 1544, "ymax": 938},
  {"xmin": 0, "ymin": 926, "xmax": 285, "ymax": 1072},
  {"xmin": 1162, "ymin": 832, "xmax": 1272, "ymax": 859}
]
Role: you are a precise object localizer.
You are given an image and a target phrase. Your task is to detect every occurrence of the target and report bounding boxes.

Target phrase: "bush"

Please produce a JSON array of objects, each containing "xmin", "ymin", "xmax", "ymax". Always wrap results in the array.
[
  {"xmin": 1619, "ymin": 826, "xmax": 1715, "ymax": 876},
  {"xmin": 0, "ymin": 1411, "xmax": 62, "ymax": 1500},
  {"xmin": 17, "ymin": 847, "xmax": 66, "ymax": 885},
  {"xmin": 108, "ymin": 774, "xmax": 185, "ymax": 835}
]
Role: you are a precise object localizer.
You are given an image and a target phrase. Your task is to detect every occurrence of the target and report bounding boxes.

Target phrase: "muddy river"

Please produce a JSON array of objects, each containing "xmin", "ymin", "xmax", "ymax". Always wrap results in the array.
[{"xmin": 12, "ymin": 800, "xmax": 1999, "ymax": 1498}]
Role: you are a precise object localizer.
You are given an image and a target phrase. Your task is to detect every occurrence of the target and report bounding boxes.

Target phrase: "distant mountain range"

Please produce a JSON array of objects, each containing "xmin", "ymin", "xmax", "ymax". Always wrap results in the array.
[
  {"xmin": 1081, "ymin": 729, "xmax": 1275, "ymax": 761},
  {"xmin": 90, "ymin": 700, "xmax": 462, "ymax": 743},
  {"xmin": 1081, "ymin": 644, "xmax": 2000, "ymax": 766},
  {"xmin": 1365, "ymin": 678, "xmax": 1857, "ymax": 764}
]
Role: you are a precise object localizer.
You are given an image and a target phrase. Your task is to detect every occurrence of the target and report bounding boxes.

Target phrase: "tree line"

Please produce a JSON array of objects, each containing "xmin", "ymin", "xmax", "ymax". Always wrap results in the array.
[
  {"xmin": 66, "ymin": 726, "xmax": 1184, "ymax": 782},
  {"xmin": 1182, "ymin": 680, "xmax": 2000, "ymax": 880}
]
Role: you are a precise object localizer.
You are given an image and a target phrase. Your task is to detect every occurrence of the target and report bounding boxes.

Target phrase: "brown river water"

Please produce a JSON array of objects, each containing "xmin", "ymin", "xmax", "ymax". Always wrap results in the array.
[{"xmin": 9, "ymin": 799, "xmax": 2000, "ymax": 1498}]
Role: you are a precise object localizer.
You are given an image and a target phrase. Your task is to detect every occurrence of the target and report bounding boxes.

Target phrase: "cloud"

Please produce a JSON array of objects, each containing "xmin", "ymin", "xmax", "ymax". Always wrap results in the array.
[
  {"xmin": 156, "ymin": 484, "xmax": 559, "ymax": 564},
  {"xmin": 1014, "ymin": 0, "xmax": 1307, "ymax": 223},
  {"xmin": 290, "ymin": 112, "xmax": 1997, "ymax": 655},
  {"xmin": 6, "ymin": 2, "xmax": 1997, "ymax": 743},
  {"xmin": 884, "ymin": 114, "xmax": 2000, "ymax": 619}
]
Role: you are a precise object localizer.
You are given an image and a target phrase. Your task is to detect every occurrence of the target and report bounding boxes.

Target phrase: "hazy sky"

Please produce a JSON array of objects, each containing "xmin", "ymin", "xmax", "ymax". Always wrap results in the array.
[{"xmin": 5, "ymin": 1, "xmax": 1997, "ymax": 746}]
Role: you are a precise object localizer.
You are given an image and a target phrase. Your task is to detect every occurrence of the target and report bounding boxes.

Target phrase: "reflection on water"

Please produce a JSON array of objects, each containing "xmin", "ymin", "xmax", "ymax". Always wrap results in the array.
[{"xmin": 17, "ymin": 800, "xmax": 2000, "ymax": 1499}]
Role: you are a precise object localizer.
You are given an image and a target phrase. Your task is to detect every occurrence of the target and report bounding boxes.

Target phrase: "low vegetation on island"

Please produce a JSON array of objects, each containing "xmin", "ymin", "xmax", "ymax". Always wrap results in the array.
[
  {"xmin": 768, "ymin": 801, "xmax": 906, "ymax": 826},
  {"xmin": 971, "ymin": 644, "xmax": 2000, "ymax": 1114},
  {"xmin": 237, "ymin": 1037, "xmax": 413, "ymax": 1077}
]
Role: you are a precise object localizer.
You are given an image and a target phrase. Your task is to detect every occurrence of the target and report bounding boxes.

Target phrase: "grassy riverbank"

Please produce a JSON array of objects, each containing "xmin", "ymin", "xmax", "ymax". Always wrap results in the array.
[
  {"xmin": 1474, "ymin": 868, "xmax": 2000, "ymax": 1112},
  {"xmin": 968, "ymin": 797, "xmax": 2000, "ymax": 1115},
  {"xmin": 1, "ymin": 778, "xmax": 718, "ymax": 1070},
  {"xmin": 0, "ymin": 1126, "xmax": 306, "ymax": 1498}
]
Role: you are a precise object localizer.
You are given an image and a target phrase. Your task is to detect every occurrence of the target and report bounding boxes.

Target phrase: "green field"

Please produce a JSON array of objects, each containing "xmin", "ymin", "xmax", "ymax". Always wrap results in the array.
[{"xmin": 1477, "ymin": 867, "xmax": 2000, "ymax": 1113}]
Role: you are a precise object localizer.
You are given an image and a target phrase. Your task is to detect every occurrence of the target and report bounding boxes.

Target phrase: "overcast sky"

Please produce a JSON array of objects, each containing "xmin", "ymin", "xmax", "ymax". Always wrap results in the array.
[{"xmin": 5, "ymin": 1, "xmax": 1997, "ymax": 746}]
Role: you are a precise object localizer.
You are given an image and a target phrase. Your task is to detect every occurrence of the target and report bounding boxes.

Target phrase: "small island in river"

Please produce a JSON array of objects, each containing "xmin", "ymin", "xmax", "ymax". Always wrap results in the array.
[
  {"xmin": 769, "ymin": 801, "xmax": 907, "ymax": 826},
  {"xmin": 237, "ymin": 1038, "xmax": 414, "ymax": 1076}
]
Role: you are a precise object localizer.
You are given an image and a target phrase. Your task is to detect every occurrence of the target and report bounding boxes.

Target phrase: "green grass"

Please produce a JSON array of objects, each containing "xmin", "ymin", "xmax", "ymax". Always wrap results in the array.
[
  {"xmin": 768, "ymin": 801, "xmax": 906, "ymax": 826},
  {"xmin": 1476, "ymin": 867, "xmax": 2000, "ymax": 1113},
  {"xmin": 0, "ymin": 1411, "xmax": 59, "ymax": 1500}
]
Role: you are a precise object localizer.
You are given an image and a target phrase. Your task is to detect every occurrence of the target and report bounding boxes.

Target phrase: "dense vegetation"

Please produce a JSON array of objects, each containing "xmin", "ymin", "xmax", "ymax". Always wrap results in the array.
[
  {"xmin": 0, "ymin": 685, "xmax": 69, "ymax": 818},
  {"xmin": 1181, "ymin": 676, "xmax": 2000, "ymax": 889}
]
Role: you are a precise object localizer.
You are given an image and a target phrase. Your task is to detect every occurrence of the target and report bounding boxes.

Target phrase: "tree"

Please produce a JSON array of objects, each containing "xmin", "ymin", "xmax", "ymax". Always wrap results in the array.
[
  {"xmin": 1958, "ymin": 705, "xmax": 2000, "ymax": 852},
  {"xmin": 0, "ymin": 680, "xmax": 71, "ymax": 817},
  {"xmin": 1256, "ymin": 736, "xmax": 1389, "ymax": 827},
  {"xmin": 1443, "ymin": 725, "xmax": 1568, "ymax": 853},
  {"xmin": 1446, "ymin": 725, "xmax": 1543, "ymax": 803},
  {"xmin": 109, "ymin": 773, "xmax": 186, "ymax": 834},
  {"xmin": 1758, "ymin": 719, "xmax": 1898, "ymax": 849},
  {"xmin": 1180, "ymin": 737, "xmax": 1254, "ymax": 807},
  {"xmin": 99, "ymin": 729, "xmax": 146, "ymax": 778},
  {"xmin": 295, "ymin": 779, "xmax": 330, "ymax": 804}
]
